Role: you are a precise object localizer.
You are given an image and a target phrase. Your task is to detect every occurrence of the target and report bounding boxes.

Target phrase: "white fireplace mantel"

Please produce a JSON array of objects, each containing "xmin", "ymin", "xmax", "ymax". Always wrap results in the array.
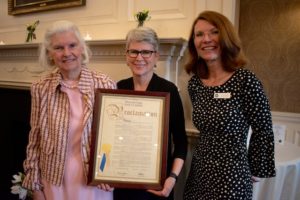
[{"xmin": 0, "ymin": 38, "xmax": 187, "ymax": 89}]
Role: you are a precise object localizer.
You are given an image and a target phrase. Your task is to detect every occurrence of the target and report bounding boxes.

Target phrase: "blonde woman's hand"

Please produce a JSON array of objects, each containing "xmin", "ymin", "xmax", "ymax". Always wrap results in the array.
[
  {"xmin": 33, "ymin": 190, "xmax": 46, "ymax": 200},
  {"xmin": 97, "ymin": 184, "xmax": 114, "ymax": 192}
]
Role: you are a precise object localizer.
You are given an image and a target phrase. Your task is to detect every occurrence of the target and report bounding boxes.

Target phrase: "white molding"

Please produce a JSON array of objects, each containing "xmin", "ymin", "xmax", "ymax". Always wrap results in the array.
[
  {"xmin": 194, "ymin": 0, "xmax": 239, "ymax": 25},
  {"xmin": 0, "ymin": 38, "xmax": 187, "ymax": 89},
  {"xmin": 271, "ymin": 111, "xmax": 300, "ymax": 146},
  {"xmin": 272, "ymin": 111, "xmax": 300, "ymax": 123}
]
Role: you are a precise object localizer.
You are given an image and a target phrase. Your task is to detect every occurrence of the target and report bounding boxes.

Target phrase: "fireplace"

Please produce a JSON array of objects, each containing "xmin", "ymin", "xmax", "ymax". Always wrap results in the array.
[
  {"xmin": 0, "ymin": 88, "xmax": 31, "ymax": 199},
  {"xmin": 0, "ymin": 38, "xmax": 188, "ymax": 89}
]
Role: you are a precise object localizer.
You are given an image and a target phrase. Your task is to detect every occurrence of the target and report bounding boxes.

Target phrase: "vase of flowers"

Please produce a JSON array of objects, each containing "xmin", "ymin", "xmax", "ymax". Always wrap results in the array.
[
  {"xmin": 26, "ymin": 20, "xmax": 39, "ymax": 43},
  {"xmin": 134, "ymin": 10, "xmax": 150, "ymax": 27}
]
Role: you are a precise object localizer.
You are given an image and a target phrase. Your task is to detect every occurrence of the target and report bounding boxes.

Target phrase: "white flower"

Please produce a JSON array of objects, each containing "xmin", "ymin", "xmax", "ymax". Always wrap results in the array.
[
  {"xmin": 19, "ymin": 187, "xmax": 28, "ymax": 200},
  {"xmin": 12, "ymin": 172, "xmax": 23, "ymax": 184},
  {"xmin": 11, "ymin": 172, "xmax": 33, "ymax": 200},
  {"xmin": 11, "ymin": 185, "xmax": 27, "ymax": 199},
  {"xmin": 11, "ymin": 184, "xmax": 22, "ymax": 194}
]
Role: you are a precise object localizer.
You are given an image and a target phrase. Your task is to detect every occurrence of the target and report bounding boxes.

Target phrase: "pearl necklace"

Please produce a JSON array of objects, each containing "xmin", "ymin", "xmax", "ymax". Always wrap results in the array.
[{"xmin": 60, "ymin": 80, "xmax": 79, "ymax": 89}]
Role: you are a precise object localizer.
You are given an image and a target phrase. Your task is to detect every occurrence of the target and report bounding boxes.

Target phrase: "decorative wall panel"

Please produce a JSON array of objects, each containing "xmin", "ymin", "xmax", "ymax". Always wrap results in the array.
[
  {"xmin": 239, "ymin": 0, "xmax": 300, "ymax": 113},
  {"xmin": 0, "ymin": 0, "xmax": 240, "ymax": 44},
  {"xmin": 128, "ymin": 0, "xmax": 186, "ymax": 20}
]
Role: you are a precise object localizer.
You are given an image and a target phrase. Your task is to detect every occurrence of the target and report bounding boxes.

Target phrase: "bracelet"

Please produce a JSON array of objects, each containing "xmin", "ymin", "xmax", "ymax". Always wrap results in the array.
[{"xmin": 169, "ymin": 172, "xmax": 178, "ymax": 181}]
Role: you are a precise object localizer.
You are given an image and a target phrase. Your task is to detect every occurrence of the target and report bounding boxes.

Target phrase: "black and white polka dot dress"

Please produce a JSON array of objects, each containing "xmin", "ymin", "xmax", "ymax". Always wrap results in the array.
[{"xmin": 183, "ymin": 69, "xmax": 276, "ymax": 200}]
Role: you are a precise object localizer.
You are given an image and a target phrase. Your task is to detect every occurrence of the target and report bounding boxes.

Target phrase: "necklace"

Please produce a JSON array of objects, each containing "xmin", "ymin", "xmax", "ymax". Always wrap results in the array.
[{"xmin": 60, "ymin": 80, "xmax": 79, "ymax": 89}]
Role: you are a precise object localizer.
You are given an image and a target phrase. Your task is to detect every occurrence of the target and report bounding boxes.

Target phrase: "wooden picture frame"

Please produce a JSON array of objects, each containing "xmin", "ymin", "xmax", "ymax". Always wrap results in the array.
[
  {"xmin": 8, "ymin": 0, "xmax": 86, "ymax": 15},
  {"xmin": 88, "ymin": 89, "xmax": 170, "ymax": 190}
]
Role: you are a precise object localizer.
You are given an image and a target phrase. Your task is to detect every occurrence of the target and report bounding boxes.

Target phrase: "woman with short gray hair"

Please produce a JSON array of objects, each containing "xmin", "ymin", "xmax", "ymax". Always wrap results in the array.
[
  {"xmin": 22, "ymin": 20, "xmax": 115, "ymax": 200},
  {"xmin": 114, "ymin": 26, "xmax": 188, "ymax": 200}
]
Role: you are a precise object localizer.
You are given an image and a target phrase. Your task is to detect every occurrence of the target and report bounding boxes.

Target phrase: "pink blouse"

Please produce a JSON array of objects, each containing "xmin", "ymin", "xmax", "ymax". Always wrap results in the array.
[{"xmin": 41, "ymin": 86, "xmax": 113, "ymax": 200}]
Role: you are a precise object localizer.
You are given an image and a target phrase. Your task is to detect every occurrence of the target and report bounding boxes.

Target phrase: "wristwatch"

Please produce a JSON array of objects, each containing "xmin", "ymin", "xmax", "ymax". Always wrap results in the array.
[{"xmin": 169, "ymin": 172, "xmax": 178, "ymax": 181}]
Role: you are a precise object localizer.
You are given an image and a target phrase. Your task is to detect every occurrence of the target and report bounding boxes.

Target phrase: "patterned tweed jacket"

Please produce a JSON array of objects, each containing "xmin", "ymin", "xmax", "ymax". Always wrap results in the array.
[{"xmin": 22, "ymin": 67, "xmax": 116, "ymax": 190}]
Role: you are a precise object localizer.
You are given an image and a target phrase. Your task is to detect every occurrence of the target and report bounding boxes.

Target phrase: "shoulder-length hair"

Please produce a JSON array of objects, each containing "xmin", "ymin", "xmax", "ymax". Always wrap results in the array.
[
  {"xmin": 185, "ymin": 10, "xmax": 248, "ymax": 78},
  {"xmin": 39, "ymin": 20, "xmax": 91, "ymax": 69}
]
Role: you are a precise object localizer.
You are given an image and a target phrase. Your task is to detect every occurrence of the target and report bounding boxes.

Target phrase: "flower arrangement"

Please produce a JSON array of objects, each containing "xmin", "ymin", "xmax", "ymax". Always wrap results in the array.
[
  {"xmin": 11, "ymin": 172, "xmax": 33, "ymax": 200},
  {"xmin": 26, "ymin": 20, "xmax": 39, "ymax": 42},
  {"xmin": 134, "ymin": 10, "xmax": 150, "ymax": 27}
]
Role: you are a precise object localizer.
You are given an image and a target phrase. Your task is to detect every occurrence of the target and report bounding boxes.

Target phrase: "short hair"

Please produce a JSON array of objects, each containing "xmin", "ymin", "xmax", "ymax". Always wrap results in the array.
[
  {"xmin": 39, "ymin": 20, "xmax": 91, "ymax": 68},
  {"xmin": 125, "ymin": 27, "xmax": 159, "ymax": 51},
  {"xmin": 185, "ymin": 10, "xmax": 248, "ymax": 78}
]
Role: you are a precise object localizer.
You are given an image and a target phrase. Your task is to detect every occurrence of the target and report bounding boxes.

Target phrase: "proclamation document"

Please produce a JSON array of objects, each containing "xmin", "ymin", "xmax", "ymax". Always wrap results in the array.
[{"xmin": 88, "ymin": 89, "xmax": 169, "ymax": 189}]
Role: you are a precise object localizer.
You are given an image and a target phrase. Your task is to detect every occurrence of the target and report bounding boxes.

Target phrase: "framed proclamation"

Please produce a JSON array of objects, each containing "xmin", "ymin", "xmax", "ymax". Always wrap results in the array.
[{"xmin": 88, "ymin": 89, "xmax": 170, "ymax": 190}]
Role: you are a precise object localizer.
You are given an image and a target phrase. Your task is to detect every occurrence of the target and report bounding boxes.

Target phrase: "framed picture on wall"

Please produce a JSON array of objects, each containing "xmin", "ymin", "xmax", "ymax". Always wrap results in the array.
[{"xmin": 8, "ymin": 0, "xmax": 86, "ymax": 15}]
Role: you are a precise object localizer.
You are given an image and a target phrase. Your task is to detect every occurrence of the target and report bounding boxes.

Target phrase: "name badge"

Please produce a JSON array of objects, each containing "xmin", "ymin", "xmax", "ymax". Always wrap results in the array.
[{"xmin": 214, "ymin": 92, "xmax": 231, "ymax": 99}]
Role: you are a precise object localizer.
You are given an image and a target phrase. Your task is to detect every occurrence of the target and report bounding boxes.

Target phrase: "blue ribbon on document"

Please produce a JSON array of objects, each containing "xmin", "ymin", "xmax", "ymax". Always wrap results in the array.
[{"xmin": 100, "ymin": 153, "xmax": 106, "ymax": 172}]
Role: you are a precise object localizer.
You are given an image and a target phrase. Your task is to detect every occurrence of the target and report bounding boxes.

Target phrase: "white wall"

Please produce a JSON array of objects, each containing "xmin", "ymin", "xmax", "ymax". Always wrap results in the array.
[{"xmin": 0, "ymin": 0, "xmax": 239, "ymax": 44}]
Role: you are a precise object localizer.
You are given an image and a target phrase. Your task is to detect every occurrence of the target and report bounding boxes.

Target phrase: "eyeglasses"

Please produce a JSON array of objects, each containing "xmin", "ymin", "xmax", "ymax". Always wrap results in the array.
[{"xmin": 126, "ymin": 49, "xmax": 156, "ymax": 58}]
